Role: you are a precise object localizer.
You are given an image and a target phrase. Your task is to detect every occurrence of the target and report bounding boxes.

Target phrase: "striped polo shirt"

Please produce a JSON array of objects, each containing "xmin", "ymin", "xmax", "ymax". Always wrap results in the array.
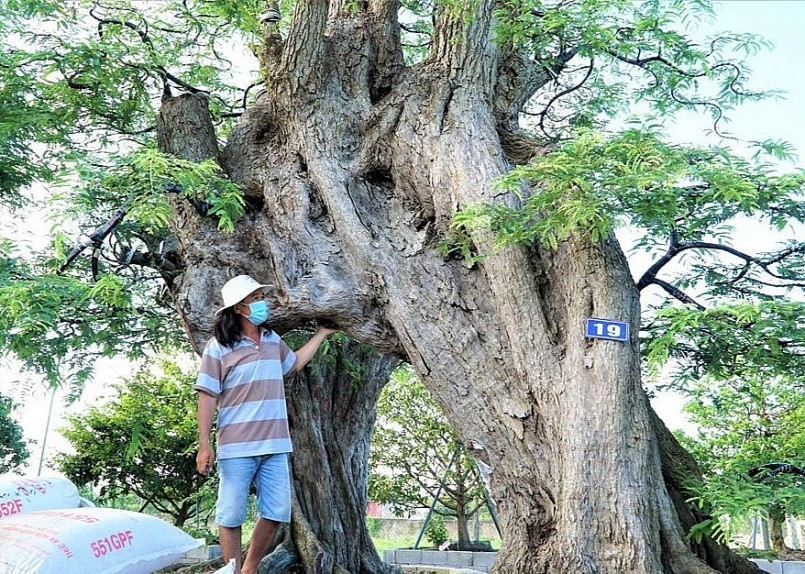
[{"xmin": 195, "ymin": 330, "xmax": 297, "ymax": 459}]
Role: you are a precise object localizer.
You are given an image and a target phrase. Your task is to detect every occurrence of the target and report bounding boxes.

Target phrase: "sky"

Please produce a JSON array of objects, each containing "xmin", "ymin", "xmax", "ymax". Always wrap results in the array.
[
  {"xmin": 667, "ymin": 0, "xmax": 805, "ymax": 154},
  {"xmin": 4, "ymin": 0, "xmax": 805, "ymax": 475},
  {"xmin": 680, "ymin": 0, "xmax": 804, "ymax": 170}
]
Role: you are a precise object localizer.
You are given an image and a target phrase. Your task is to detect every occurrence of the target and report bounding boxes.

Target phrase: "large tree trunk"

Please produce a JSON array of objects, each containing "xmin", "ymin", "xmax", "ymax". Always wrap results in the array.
[
  {"xmin": 285, "ymin": 337, "xmax": 400, "ymax": 574},
  {"xmin": 158, "ymin": 0, "xmax": 766, "ymax": 571}
]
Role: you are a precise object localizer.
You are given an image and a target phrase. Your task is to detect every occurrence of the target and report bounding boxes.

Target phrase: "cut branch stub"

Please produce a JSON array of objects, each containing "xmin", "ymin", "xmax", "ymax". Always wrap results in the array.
[{"xmin": 157, "ymin": 93, "xmax": 221, "ymax": 163}]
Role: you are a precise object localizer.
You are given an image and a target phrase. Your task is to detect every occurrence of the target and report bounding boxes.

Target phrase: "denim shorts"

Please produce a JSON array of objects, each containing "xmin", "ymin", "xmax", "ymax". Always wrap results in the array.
[{"xmin": 215, "ymin": 453, "xmax": 291, "ymax": 527}]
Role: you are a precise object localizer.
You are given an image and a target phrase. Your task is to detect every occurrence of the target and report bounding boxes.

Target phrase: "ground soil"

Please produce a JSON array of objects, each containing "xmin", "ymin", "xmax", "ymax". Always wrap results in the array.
[{"xmin": 776, "ymin": 549, "xmax": 805, "ymax": 561}]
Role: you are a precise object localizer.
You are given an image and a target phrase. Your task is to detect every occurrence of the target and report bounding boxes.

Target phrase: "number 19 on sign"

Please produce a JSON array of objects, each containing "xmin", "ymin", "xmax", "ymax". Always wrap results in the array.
[{"xmin": 585, "ymin": 318, "xmax": 629, "ymax": 342}]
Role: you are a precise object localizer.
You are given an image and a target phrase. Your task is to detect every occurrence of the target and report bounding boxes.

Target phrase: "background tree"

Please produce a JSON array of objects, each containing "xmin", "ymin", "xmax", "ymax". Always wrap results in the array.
[
  {"xmin": 675, "ymin": 374, "xmax": 805, "ymax": 553},
  {"xmin": 369, "ymin": 365, "xmax": 488, "ymax": 550},
  {"xmin": 54, "ymin": 357, "xmax": 212, "ymax": 527},
  {"xmin": 0, "ymin": 393, "xmax": 31, "ymax": 473},
  {"xmin": 0, "ymin": 0, "xmax": 802, "ymax": 573}
]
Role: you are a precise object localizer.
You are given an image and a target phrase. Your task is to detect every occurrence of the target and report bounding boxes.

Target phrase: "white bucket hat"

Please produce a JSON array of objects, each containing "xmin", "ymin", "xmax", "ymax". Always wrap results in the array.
[{"xmin": 215, "ymin": 275, "xmax": 273, "ymax": 315}]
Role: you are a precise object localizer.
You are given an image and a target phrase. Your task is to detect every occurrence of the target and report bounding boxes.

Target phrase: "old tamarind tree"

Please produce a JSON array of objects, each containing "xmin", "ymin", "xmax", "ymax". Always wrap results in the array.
[{"xmin": 2, "ymin": 0, "xmax": 804, "ymax": 572}]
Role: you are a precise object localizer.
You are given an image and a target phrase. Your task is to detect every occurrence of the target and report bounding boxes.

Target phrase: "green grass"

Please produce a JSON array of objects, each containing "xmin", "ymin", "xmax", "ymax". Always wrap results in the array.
[
  {"xmin": 371, "ymin": 535, "xmax": 417, "ymax": 553},
  {"xmin": 370, "ymin": 535, "xmax": 503, "ymax": 553}
]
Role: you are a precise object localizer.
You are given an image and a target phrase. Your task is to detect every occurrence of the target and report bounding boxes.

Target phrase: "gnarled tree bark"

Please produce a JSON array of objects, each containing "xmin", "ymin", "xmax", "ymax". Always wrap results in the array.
[
  {"xmin": 157, "ymin": 95, "xmax": 401, "ymax": 574},
  {"xmin": 156, "ymin": 0, "xmax": 766, "ymax": 570}
]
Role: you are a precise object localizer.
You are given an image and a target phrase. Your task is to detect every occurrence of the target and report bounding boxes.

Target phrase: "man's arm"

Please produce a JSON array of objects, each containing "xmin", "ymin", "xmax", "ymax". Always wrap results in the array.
[
  {"xmin": 292, "ymin": 326, "xmax": 338, "ymax": 372},
  {"xmin": 196, "ymin": 391, "xmax": 217, "ymax": 475}
]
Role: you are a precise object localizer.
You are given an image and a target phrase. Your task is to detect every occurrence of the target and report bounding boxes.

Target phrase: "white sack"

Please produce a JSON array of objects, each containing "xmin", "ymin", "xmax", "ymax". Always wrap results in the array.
[
  {"xmin": 0, "ymin": 507, "xmax": 202, "ymax": 574},
  {"xmin": 0, "ymin": 476, "xmax": 80, "ymax": 518}
]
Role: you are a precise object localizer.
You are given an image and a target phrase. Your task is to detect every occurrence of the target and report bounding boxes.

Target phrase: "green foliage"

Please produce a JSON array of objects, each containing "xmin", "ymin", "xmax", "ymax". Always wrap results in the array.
[
  {"xmin": 0, "ymin": 0, "xmax": 261, "ymax": 393},
  {"xmin": 449, "ymin": 129, "xmax": 804, "ymax": 256},
  {"xmin": 675, "ymin": 373, "xmax": 805, "ymax": 544},
  {"xmin": 0, "ymin": 393, "xmax": 30, "ymax": 473},
  {"xmin": 436, "ymin": 227, "xmax": 485, "ymax": 267},
  {"xmin": 365, "ymin": 516, "xmax": 383, "ymax": 537},
  {"xmin": 437, "ymin": 0, "xmax": 805, "ymax": 280},
  {"xmin": 0, "ymin": 57, "xmax": 55, "ymax": 203},
  {"xmin": 1, "ymin": 0, "xmax": 263, "ymax": 148},
  {"xmin": 54, "ymin": 357, "xmax": 214, "ymax": 527},
  {"xmin": 399, "ymin": 0, "xmax": 433, "ymax": 65},
  {"xmin": 369, "ymin": 365, "xmax": 486, "ymax": 545},
  {"xmin": 644, "ymin": 301, "xmax": 805, "ymax": 387},
  {"xmin": 0, "ymin": 253, "xmax": 183, "ymax": 389},
  {"xmin": 0, "ymin": 146, "xmax": 243, "ymax": 390},
  {"xmin": 180, "ymin": 518, "xmax": 218, "ymax": 545},
  {"xmin": 491, "ymin": 0, "xmax": 774, "ymax": 138},
  {"xmin": 65, "ymin": 147, "xmax": 245, "ymax": 234},
  {"xmin": 424, "ymin": 513, "xmax": 449, "ymax": 547}
]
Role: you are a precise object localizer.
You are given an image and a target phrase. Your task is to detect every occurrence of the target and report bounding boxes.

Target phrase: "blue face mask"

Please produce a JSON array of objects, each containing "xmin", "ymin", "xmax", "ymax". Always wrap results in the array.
[{"xmin": 245, "ymin": 300, "xmax": 269, "ymax": 325}]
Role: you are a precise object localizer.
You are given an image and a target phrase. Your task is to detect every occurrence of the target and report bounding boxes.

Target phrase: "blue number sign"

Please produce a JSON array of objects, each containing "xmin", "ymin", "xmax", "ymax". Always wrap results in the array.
[{"xmin": 585, "ymin": 318, "xmax": 629, "ymax": 342}]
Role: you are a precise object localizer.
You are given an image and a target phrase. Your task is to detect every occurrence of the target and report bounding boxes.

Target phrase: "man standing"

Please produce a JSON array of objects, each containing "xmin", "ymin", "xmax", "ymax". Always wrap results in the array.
[{"xmin": 195, "ymin": 275, "xmax": 337, "ymax": 574}]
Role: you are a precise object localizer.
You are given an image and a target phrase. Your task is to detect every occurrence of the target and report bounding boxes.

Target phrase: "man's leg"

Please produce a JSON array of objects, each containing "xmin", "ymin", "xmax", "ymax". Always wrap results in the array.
[
  {"xmin": 219, "ymin": 524, "xmax": 243, "ymax": 573},
  {"xmin": 242, "ymin": 453, "xmax": 292, "ymax": 574},
  {"xmin": 215, "ymin": 457, "xmax": 257, "ymax": 574},
  {"xmin": 241, "ymin": 517, "xmax": 280, "ymax": 574}
]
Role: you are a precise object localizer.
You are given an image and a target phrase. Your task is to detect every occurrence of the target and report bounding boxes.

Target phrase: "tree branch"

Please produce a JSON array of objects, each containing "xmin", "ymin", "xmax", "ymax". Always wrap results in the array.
[
  {"xmin": 607, "ymin": 45, "xmax": 756, "ymax": 141},
  {"xmin": 637, "ymin": 231, "xmax": 756, "ymax": 291},
  {"xmin": 636, "ymin": 229, "xmax": 681, "ymax": 291},
  {"xmin": 367, "ymin": 0, "xmax": 404, "ymax": 100},
  {"xmin": 765, "ymin": 243, "xmax": 805, "ymax": 266},
  {"xmin": 494, "ymin": 44, "xmax": 578, "ymax": 133},
  {"xmin": 90, "ymin": 4, "xmax": 205, "ymax": 95},
  {"xmin": 280, "ymin": 0, "xmax": 330, "ymax": 93},
  {"xmin": 647, "ymin": 278, "xmax": 706, "ymax": 310},
  {"xmin": 536, "ymin": 56, "xmax": 592, "ymax": 140},
  {"xmin": 59, "ymin": 206, "xmax": 128, "ymax": 275},
  {"xmin": 637, "ymin": 227, "xmax": 804, "ymax": 308}
]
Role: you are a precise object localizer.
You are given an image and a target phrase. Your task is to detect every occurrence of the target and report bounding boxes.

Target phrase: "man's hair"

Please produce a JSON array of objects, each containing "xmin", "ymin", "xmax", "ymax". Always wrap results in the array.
[{"xmin": 213, "ymin": 307, "xmax": 243, "ymax": 348}]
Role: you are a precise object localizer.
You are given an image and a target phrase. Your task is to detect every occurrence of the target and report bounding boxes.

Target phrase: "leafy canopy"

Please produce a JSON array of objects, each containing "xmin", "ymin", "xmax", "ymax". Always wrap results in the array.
[
  {"xmin": 54, "ymin": 357, "xmax": 214, "ymax": 527},
  {"xmin": 0, "ymin": 0, "xmax": 261, "ymax": 388},
  {"xmin": 0, "ymin": 0, "xmax": 801, "ymax": 470},
  {"xmin": 678, "ymin": 374, "xmax": 805, "ymax": 546},
  {"xmin": 455, "ymin": 129, "xmax": 803, "ymax": 251}
]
